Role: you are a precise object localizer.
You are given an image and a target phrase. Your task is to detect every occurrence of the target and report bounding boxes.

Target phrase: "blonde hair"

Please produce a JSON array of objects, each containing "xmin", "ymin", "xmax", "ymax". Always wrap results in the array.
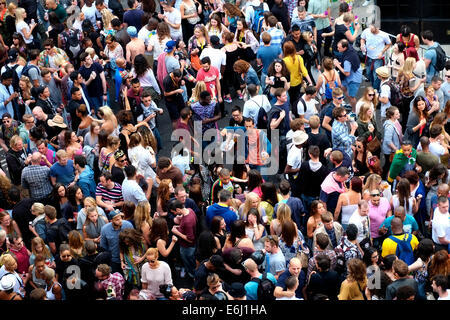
[
  {"xmin": 68, "ymin": 230, "xmax": 84, "ymax": 251},
  {"xmin": 190, "ymin": 81, "xmax": 207, "ymax": 104},
  {"xmin": 0, "ymin": 254, "xmax": 17, "ymax": 271},
  {"xmin": 363, "ymin": 173, "xmax": 382, "ymax": 194},
  {"xmin": 207, "ymin": 273, "xmax": 220, "ymax": 286},
  {"xmin": 241, "ymin": 192, "xmax": 262, "ymax": 220},
  {"xmin": 134, "ymin": 200, "xmax": 153, "ymax": 232},
  {"xmin": 99, "ymin": 106, "xmax": 115, "ymax": 121},
  {"xmin": 7, "ymin": 2, "xmax": 17, "ymax": 15},
  {"xmin": 9, "ymin": 135, "xmax": 22, "ymax": 149},
  {"xmin": 31, "ymin": 237, "xmax": 52, "ymax": 259},
  {"xmin": 145, "ymin": 247, "xmax": 159, "ymax": 259},
  {"xmin": 358, "ymin": 103, "xmax": 373, "ymax": 122},
  {"xmin": 83, "ymin": 197, "xmax": 97, "ymax": 208},
  {"xmin": 32, "ymin": 202, "xmax": 45, "ymax": 215},
  {"xmin": 101, "ymin": 8, "xmax": 115, "ymax": 29},
  {"xmin": 42, "ymin": 267, "xmax": 55, "ymax": 281},
  {"xmin": 15, "ymin": 7, "xmax": 26, "ymax": 22},
  {"xmin": 19, "ymin": 75, "xmax": 32, "ymax": 93},
  {"xmin": 276, "ymin": 203, "xmax": 292, "ymax": 225},
  {"xmin": 399, "ymin": 57, "xmax": 416, "ymax": 79},
  {"xmin": 56, "ymin": 149, "xmax": 68, "ymax": 159}
]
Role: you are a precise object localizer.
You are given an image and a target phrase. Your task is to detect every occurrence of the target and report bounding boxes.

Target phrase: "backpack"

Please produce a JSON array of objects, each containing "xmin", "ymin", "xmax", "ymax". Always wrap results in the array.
[
  {"xmin": 251, "ymin": 272, "xmax": 276, "ymax": 301},
  {"xmin": 383, "ymin": 79, "xmax": 403, "ymax": 107},
  {"xmin": 21, "ymin": 63, "xmax": 40, "ymax": 81},
  {"xmin": 431, "ymin": 45, "xmax": 447, "ymax": 72},
  {"xmin": 62, "ymin": 29, "xmax": 81, "ymax": 58},
  {"xmin": 322, "ymin": 71, "xmax": 337, "ymax": 100},
  {"xmin": 388, "ymin": 233, "xmax": 415, "ymax": 265},
  {"xmin": 292, "ymin": 97, "xmax": 306, "ymax": 119},
  {"xmin": 4, "ymin": 64, "xmax": 20, "ymax": 92},
  {"xmin": 334, "ymin": 239, "xmax": 354, "ymax": 275},
  {"xmin": 49, "ymin": 218, "xmax": 72, "ymax": 247},
  {"xmin": 250, "ymin": 4, "xmax": 265, "ymax": 35},
  {"xmin": 266, "ymin": 104, "xmax": 284, "ymax": 140}
]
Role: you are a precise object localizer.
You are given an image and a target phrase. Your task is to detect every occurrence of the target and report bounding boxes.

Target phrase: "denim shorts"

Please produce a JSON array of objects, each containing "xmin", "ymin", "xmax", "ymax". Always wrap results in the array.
[{"xmin": 346, "ymin": 81, "xmax": 361, "ymax": 97}]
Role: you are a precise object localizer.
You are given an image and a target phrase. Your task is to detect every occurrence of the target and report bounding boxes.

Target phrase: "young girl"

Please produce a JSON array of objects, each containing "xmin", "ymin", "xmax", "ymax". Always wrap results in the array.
[{"xmin": 29, "ymin": 237, "xmax": 55, "ymax": 268}]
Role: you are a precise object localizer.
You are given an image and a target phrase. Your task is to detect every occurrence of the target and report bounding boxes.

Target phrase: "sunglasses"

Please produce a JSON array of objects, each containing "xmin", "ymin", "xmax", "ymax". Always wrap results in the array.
[
  {"xmin": 339, "ymin": 113, "xmax": 347, "ymax": 118},
  {"xmin": 336, "ymin": 96, "xmax": 345, "ymax": 100},
  {"xmin": 118, "ymin": 158, "xmax": 127, "ymax": 163},
  {"xmin": 368, "ymin": 93, "xmax": 375, "ymax": 97},
  {"xmin": 370, "ymin": 193, "xmax": 380, "ymax": 197},
  {"xmin": 2, "ymin": 120, "xmax": 11, "ymax": 123},
  {"xmin": 446, "ymin": 75, "xmax": 450, "ymax": 78},
  {"xmin": 61, "ymin": 254, "xmax": 71, "ymax": 258}
]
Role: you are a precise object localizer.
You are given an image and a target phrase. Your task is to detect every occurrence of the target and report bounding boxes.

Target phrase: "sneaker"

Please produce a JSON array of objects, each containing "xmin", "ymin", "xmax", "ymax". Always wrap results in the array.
[
  {"xmin": 180, "ymin": 268, "xmax": 186, "ymax": 278},
  {"xmin": 224, "ymin": 96, "xmax": 232, "ymax": 103},
  {"xmin": 362, "ymin": 0, "xmax": 371, "ymax": 6}
]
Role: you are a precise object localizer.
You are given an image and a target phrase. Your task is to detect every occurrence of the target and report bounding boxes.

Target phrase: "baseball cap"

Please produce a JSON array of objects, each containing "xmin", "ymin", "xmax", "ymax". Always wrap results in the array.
[
  {"xmin": 127, "ymin": 26, "xmax": 137, "ymax": 38},
  {"xmin": 7, "ymin": 48, "xmax": 18, "ymax": 62},
  {"xmin": 109, "ymin": 209, "xmax": 124, "ymax": 219},
  {"xmin": 164, "ymin": 40, "xmax": 177, "ymax": 53},
  {"xmin": 228, "ymin": 282, "xmax": 246, "ymax": 299}
]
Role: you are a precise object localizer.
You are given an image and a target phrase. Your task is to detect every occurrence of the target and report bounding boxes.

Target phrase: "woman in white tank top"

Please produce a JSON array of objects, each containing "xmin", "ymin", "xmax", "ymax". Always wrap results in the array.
[
  {"xmin": 390, "ymin": 178, "xmax": 419, "ymax": 216},
  {"xmin": 334, "ymin": 177, "xmax": 363, "ymax": 229}
]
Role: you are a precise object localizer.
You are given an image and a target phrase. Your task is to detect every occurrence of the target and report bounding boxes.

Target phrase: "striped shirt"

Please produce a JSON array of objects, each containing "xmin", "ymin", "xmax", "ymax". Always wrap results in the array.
[
  {"xmin": 21, "ymin": 165, "xmax": 53, "ymax": 200},
  {"xmin": 261, "ymin": 27, "xmax": 285, "ymax": 47},
  {"xmin": 96, "ymin": 182, "xmax": 124, "ymax": 204}
]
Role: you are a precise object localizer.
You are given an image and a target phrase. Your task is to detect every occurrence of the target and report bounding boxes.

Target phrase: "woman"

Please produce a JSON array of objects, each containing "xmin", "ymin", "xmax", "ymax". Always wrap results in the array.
[
  {"xmin": 329, "ymin": 12, "xmax": 359, "ymax": 57},
  {"xmin": 82, "ymin": 206, "xmax": 107, "ymax": 244},
  {"xmin": 98, "ymin": 135, "xmax": 120, "ymax": 173},
  {"xmin": 188, "ymin": 80, "xmax": 207, "ymax": 106},
  {"xmin": 68, "ymin": 230, "xmax": 84, "ymax": 259},
  {"xmin": 356, "ymin": 104, "xmax": 381, "ymax": 157},
  {"xmin": 338, "ymin": 258, "xmax": 367, "ymax": 300},
  {"xmin": 119, "ymin": 228, "xmax": 146, "ymax": 287},
  {"xmin": 75, "ymin": 104, "xmax": 95, "ymax": 136},
  {"xmin": 302, "ymin": 31, "xmax": 319, "ymax": 85},
  {"xmin": 50, "ymin": 183, "xmax": 69, "ymax": 219},
  {"xmin": 247, "ymin": 169, "xmax": 264, "ymax": 197},
  {"xmin": 428, "ymin": 250, "xmax": 450, "ymax": 280},
  {"xmin": 83, "ymin": 121, "xmax": 100, "ymax": 149},
  {"xmin": 98, "ymin": 106, "xmax": 119, "ymax": 137},
  {"xmin": 238, "ymin": 192, "xmax": 267, "ymax": 223},
  {"xmin": 397, "ymin": 57, "xmax": 425, "ymax": 129},
  {"xmin": 259, "ymin": 182, "xmax": 282, "ymax": 227},
  {"xmin": 352, "ymin": 137, "xmax": 371, "ymax": 178},
  {"xmin": 270, "ymin": 203, "xmax": 297, "ymax": 237},
  {"xmin": 43, "ymin": 267, "xmax": 63, "ymax": 300},
  {"xmin": 210, "ymin": 215, "xmax": 227, "ymax": 251},
  {"xmin": 223, "ymin": 2, "xmax": 242, "ymax": 34},
  {"xmin": 18, "ymin": 75, "xmax": 35, "ymax": 116},
  {"xmin": 265, "ymin": 59, "xmax": 290, "ymax": 98},
  {"xmin": 76, "ymin": 196, "xmax": 107, "ymax": 230},
  {"xmin": 387, "ymin": 42, "xmax": 405, "ymax": 82},
  {"xmin": 131, "ymin": 54, "xmax": 161, "ymax": 102},
  {"xmin": 29, "ymin": 237, "xmax": 54, "ymax": 267},
  {"xmin": 279, "ymin": 220, "xmax": 309, "ymax": 267},
  {"xmin": 149, "ymin": 217, "xmax": 178, "ymax": 265},
  {"xmin": 203, "ymin": 273, "xmax": 232, "ymax": 300},
  {"xmin": 11, "ymin": 32, "xmax": 27, "ymax": 59},
  {"xmin": 381, "ymin": 254, "xmax": 398, "ymax": 282},
  {"xmin": 404, "ymin": 96, "xmax": 429, "ymax": 149},
  {"xmin": 141, "ymin": 248, "xmax": 173, "ymax": 300},
  {"xmin": 15, "ymin": 7, "xmax": 36, "ymax": 48},
  {"xmin": 64, "ymin": 130, "xmax": 83, "ymax": 160},
  {"xmin": 283, "ymin": 40, "xmax": 312, "ymax": 107},
  {"xmin": 134, "ymin": 200, "xmax": 153, "ymax": 247},
  {"xmin": 0, "ymin": 210, "xmax": 21, "ymax": 239},
  {"xmin": 221, "ymin": 31, "xmax": 245, "ymax": 102},
  {"xmin": 223, "ymin": 220, "xmax": 255, "ymax": 251},
  {"xmin": 316, "ymin": 57, "xmax": 341, "ymax": 105},
  {"xmin": 127, "ymin": 133, "xmax": 157, "ymax": 181},
  {"xmin": 0, "ymin": 254, "xmax": 25, "ymax": 297},
  {"xmin": 334, "ymin": 177, "xmax": 362, "ymax": 229},
  {"xmin": 117, "ymin": 110, "xmax": 137, "ymax": 153},
  {"xmin": 363, "ymin": 247, "xmax": 380, "ymax": 279},
  {"xmin": 195, "ymin": 231, "xmax": 219, "ymax": 267},
  {"xmin": 101, "ymin": 34, "xmax": 124, "ymax": 73},
  {"xmin": 156, "ymin": 179, "xmax": 174, "ymax": 216},
  {"xmin": 47, "ymin": 11, "xmax": 64, "ymax": 47},
  {"xmin": 244, "ymin": 208, "xmax": 266, "ymax": 251},
  {"xmin": 188, "ymin": 24, "xmax": 209, "ymax": 72},
  {"xmin": 65, "ymin": 185, "xmax": 84, "ymax": 227},
  {"xmin": 206, "ymin": 13, "xmax": 228, "ymax": 42},
  {"xmin": 148, "ymin": 22, "xmax": 172, "ymax": 67},
  {"xmin": 355, "ymin": 87, "xmax": 378, "ymax": 118},
  {"xmin": 381, "ymin": 106, "xmax": 402, "ymax": 179},
  {"xmin": 423, "ymin": 84, "xmax": 441, "ymax": 116},
  {"xmin": 390, "ymin": 178, "xmax": 419, "ymax": 216},
  {"xmin": 306, "ymin": 200, "xmax": 326, "ymax": 240},
  {"xmin": 180, "ymin": 0, "xmax": 201, "ymax": 44},
  {"xmin": 233, "ymin": 59, "xmax": 260, "ymax": 100},
  {"xmin": 25, "ymin": 254, "xmax": 49, "ymax": 292},
  {"xmin": 408, "ymin": 239, "xmax": 434, "ymax": 300}
]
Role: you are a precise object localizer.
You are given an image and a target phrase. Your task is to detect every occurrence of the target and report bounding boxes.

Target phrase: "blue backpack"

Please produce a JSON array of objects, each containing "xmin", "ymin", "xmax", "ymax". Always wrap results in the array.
[
  {"xmin": 388, "ymin": 234, "xmax": 415, "ymax": 265},
  {"xmin": 251, "ymin": 4, "xmax": 265, "ymax": 35}
]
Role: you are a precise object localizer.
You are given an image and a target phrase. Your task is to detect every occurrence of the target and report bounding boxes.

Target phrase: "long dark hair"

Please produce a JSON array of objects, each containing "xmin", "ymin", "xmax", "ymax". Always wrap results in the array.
[
  {"xmin": 261, "ymin": 182, "xmax": 278, "ymax": 206},
  {"xmin": 248, "ymin": 169, "xmax": 263, "ymax": 191},
  {"xmin": 267, "ymin": 59, "xmax": 289, "ymax": 78},
  {"xmin": 68, "ymin": 185, "xmax": 83, "ymax": 208},
  {"xmin": 52, "ymin": 183, "xmax": 67, "ymax": 203},
  {"xmin": 210, "ymin": 216, "xmax": 225, "ymax": 235},
  {"xmin": 228, "ymin": 220, "xmax": 246, "ymax": 245},
  {"xmin": 429, "ymin": 163, "xmax": 448, "ymax": 184},
  {"xmin": 354, "ymin": 136, "xmax": 368, "ymax": 165},
  {"xmin": 149, "ymin": 217, "xmax": 169, "ymax": 244},
  {"xmin": 412, "ymin": 96, "xmax": 428, "ymax": 118},
  {"xmin": 119, "ymin": 228, "xmax": 143, "ymax": 252},
  {"xmin": 134, "ymin": 54, "xmax": 150, "ymax": 78}
]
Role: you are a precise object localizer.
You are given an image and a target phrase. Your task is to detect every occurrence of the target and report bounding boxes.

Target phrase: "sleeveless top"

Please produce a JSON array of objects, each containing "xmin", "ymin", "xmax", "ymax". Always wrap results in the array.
[
  {"xmin": 183, "ymin": 1, "xmax": 201, "ymax": 25},
  {"xmin": 332, "ymin": 23, "xmax": 349, "ymax": 53},
  {"xmin": 32, "ymin": 267, "xmax": 48, "ymax": 289},
  {"xmin": 414, "ymin": 258, "xmax": 428, "ymax": 283},
  {"xmin": 398, "ymin": 33, "xmax": 416, "ymax": 48},
  {"xmin": 45, "ymin": 281, "xmax": 61, "ymax": 300},
  {"xmin": 341, "ymin": 193, "xmax": 359, "ymax": 226},
  {"xmin": 99, "ymin": 148, "xmax": 114, "ymax": 172},
  {"xmin": 321, "ymin": 71, "xmax": 339, "ymax": 99},
  {"xmin": 392, "ymin": 195, "xmax": 415, "ymax": 216}
]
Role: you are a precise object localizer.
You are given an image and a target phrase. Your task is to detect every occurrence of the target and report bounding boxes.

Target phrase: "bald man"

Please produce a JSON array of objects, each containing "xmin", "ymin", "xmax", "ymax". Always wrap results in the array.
[
  {"xmin": 21, "ymin": 152, "xmax": 53, "ymax": 200},
  {"xmin": 381, "ymin": 217, "xmax": 419, "ymax": 262},
  {"xmin": 274, "ymin": 257, "xmax": 306, "ymax": 300},
  {"xmin": 32, "ymin": 106, "xmax": 58, "ymax": 140},
  {"xmin": 244, "ymin": 258, "xmax": 277, "ymax": 300}
]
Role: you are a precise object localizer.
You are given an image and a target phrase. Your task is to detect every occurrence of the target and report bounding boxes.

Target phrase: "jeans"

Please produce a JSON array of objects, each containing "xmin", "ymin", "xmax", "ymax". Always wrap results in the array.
[
  {"xmin": 317, "ymin": 26, "xmax": 333, "ymax": 59},
  {"xmin": 152, "ymin": 127, "xmax": 163, "ymax": 151},
  {"xmin": 260, "ymin": 72, "xmax": 267, "ymax": 92},
  {"xmin": 88, "ymin": 96, "xmax": 104, "ymax": 114},
  {"xmin": 180, "ymin": 246, "xmax": 196, "ymax": 278},
  {"xmin": 365, "ymin": 57, "xmax": 384, "ymax": 91}
]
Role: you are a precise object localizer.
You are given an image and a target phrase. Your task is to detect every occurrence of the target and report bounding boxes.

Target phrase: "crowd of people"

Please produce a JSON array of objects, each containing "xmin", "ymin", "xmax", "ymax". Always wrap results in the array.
[{"xmin": 0, "ymin": 0, "xmax": 449, "ymax": 301}]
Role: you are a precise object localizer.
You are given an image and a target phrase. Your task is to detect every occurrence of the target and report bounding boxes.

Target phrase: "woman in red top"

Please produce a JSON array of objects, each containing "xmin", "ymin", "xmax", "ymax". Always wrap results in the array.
[{"xmin": 396, "ymin": 25, "xmax": 420, "ymax": 51}]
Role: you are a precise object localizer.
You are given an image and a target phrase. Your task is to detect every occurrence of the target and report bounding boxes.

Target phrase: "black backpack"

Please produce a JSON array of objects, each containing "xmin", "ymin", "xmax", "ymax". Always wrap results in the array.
[
  {"xmin": 4, "ymin": 64, "xmax": 20, "ymax": 92},
  {"xmin": 49, "ymin": 218, "xmax": 72, "ymax": 246},
  {"xmin": 62, "ymin": 29, "xmax": 81, "ymax": 58},
  {"xmin": 21, "ymin": 63, "xmax": 40, "ymax": 80},
  {"xmin": 431, "ymin": 45, "xmax": 447, "ymax": 72},
  {"xmin": 251, "ymin": 273, "xmax": 276, "ymax": 301},
  {"xmin": 383, "ymin": 79, "xmax": 403, "ymax": 107}
]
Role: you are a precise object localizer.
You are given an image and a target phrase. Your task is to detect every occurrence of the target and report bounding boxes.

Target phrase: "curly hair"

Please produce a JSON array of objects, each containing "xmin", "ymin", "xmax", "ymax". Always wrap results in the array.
[
  {"xmin": 133, "ymin": 54, "xmax": 150, "ymax": 78},
  {"xmin": 119, "ymin": 228, "xmax": 144, "ymax": 253},
  {"xmin": 233, "ymin": 59, "xmax": 250, "ymax": 74},
  {"xmin": 136, "ymin": 125, "xmax": 157, "ymax": 152},
  {"xmin": 267, "ymin": 59, "xmax": 289, "ymax": 78},
  {"xmin": 149, "ymin": 217, "xmax": 169, "ymax": 244}
]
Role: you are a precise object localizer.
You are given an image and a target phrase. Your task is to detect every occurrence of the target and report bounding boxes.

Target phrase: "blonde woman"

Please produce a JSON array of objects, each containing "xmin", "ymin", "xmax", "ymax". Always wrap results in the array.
[
  {"xmin": 76, "ymin": 196, "xmax": 107, "ymax": 231},
  {"xmin": 140, "ymin": 247, "xmax": 172, "ymax": 299},
  {"xmin": 82, "ymin": 206, "xmax": 108, "ymax": 243},
  {"xmin": 29, "ymin": 203, "xmax": 47, "ymax": 241},
  {"xmin": 42, "ymin": 268, "xmax": 63, "ymax": 300},
  {"xmin": 127, "ymin": 133, "xmax": 157, "ymax": 181},
  {"xmin": 68, "ymin": 230, "xmax": 85, "ymax": 259},
  {"xmin": 0, "ymin": 253, "xmax": 25, "ymax": 297},
  {"xmin": 15, "ymin": 7, "xmax": 36, "ymax": 47},
  {"xmin": 134, "ymin": 200, "xmax": 153, "ymax": 247},
  {"xmin": 355, "ymin": 87, "xmax": 378, "ymax": 117},
  {"xmin": 362, "ymin": 173, "xmax": 391, "ymax": 201},
  {"xmin": 100, "ymin": 8, "xmax": 115, "ymax": 35},
  {"xmin": 29, "ymin": 237, "xmax": 55, "ymax": 268},
  {"xmin": 238, "ymin": 192, "xmax": 267, "ymax": 224},
  {"xmin": 18, "ymin": 76, "xmax": 34, "ymax": 112},
  {"xmin": 270, "ymin": 203, "xmax": 298, "ymax": 237},
  {"xmin": 98, "ymin": 135, "xmax": 120, "ymax": 173},
  {"xmin": 98, "ymin": 106, "xmax": 119, "ymax": 137},
  {"xmin": 188, "ymin": 81, "xmax": 207, "ymax": 106}
]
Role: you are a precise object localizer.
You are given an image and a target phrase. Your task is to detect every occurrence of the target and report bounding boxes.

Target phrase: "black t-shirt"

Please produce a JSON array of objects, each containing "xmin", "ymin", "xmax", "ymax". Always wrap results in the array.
[
  {"xmin": 306, "ymin": 132, "xmax": 331, "ymax": 164},
  {"xmin": 87, "ymin": 31, "xmax": 102, "ymax": 55},
  {"xmin": 163, "ymin": 75, "xmax": 181, "ymax": 103},
  {"xmin": 12, "ymin": 198, "xmax": 35, "ymax": 247},
  {"xmin": 79, "ymin": 62, "xmax": 104, "ymax": 98},
  {"xmin": 228, "ymin": 117, "xmax": 245, "ymax": 127},
  {"xmin": 271, "ymin": 3, "xmax": 290, "ymax": 33},
  {"xmin": 55, "ymin": 256, "xmax": 79, "ymax": 284},
  {"xmin": 111, "ymin": 164, "xmax": 125, "ymax": 185},
  {"xmin": 307, "ymin": 270, "xmax": 341, "ymax": 300},
  {"xmin": 283, "ymin": 34, "xmax": 306, "ymax": 53},
  {"xmin": 67, "ymin": 99, "xmax": 82, "ymax": 132},
  {"xmin": 269, "ymin": 74, "xmax": 291, "ymax": 89}
]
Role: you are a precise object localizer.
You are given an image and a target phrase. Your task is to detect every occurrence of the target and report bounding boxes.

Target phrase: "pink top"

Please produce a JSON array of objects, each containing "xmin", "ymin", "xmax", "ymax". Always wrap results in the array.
[
  {"xmin": 251, "ymin": 186, "xmax": 263, "ymax": 198},
  {"xmin": 368, "ymin": 197, "xmax": 391, "ymax": 239},
  {"xmin": 40, "ymin": 149, "xmax": 56, "ymax": 166}
]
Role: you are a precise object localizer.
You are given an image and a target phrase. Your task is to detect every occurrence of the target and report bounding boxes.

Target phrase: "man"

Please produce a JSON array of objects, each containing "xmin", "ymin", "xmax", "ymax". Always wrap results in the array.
[
  {"xmin": 334, "ymin": 224, "xmax": 362, "ymax": 275},
  {"xmin": 21, "ymin": 49, "xmax": 42, "ymax": 88},
  {"xmin": 81, "ymin": 0, "xmax": 97, "ymax": 28},
  {"xmin": 334, "ymin": 39, "xmax": 362, "ymax": 109},
  {"xmin": 416, "ymin": 136, "xmax": 440, "ymax": 178},
  {"xmin": 307, "ymin": 115, "xmax": 331, "ymax": 164},
  {"xmin": 34, "ymin": 85, "xmax": 56, "ymax": 116},
  {"xmin": 100, "ymin": 211, "xmax": 133, "ymax": 274},
  {"xmin": 0, "ymin": 113, "xmax": 19, "ymax": 152},
  {"xmin": 67, "ymin": 87, "xmax": 84, "ymax": 132},
  {"xmin": 443, "ymin": 69, "xmax": 450, "ymax": 106},
  {"xmin": 422, "ymin": 125, "xmax": 449, "ymax": 160},
  {"xmin": 275, "ymin": 276, "xmax": 302, "ymax": 300},
  {"xmin": 170, "ymin": 186, "xmax": 201, "ymax": 216},
  {"xmin": 244, "ymin": 117, "xmax": 271, "ymax": 171},
  {"xmin": 291, "ymin": 6, "xmax": 316, "ymax": 41},
  {"xmin": 414, "ymin": 75, "xmax": 444, "ymax": 111},
  {"xmin": 388, "ymin": 140, "xmax": 418, "ymax": 184},
  {"xmin": 306, "ymin": 254, "xmax": 341, "ymax": 300},
  {"xmin": 295, "ymin": 86, "xmax": 319, "ymax": 132},
  {"xmin": 308, "ymin": 0, "xmax": 332, "ymax": 58},
  {"xmin": 95, "ymin": 264, "xmax": 126, "ymax": 300},
  {"xmin": 41, "ymin": 69, "xmax": 63, "ymax": 114},
  {"xmin": 156, "ymin": 157, "xmax": 183, "ymax": 188},
  {"xmin": 78, "ymin": 52, "xmax": 108, "ymax": 113},
  {"xmin": 320, "ymin": 87, "xmax": 346, "ymax": 140},
  {"xmin": 199, "ymin": 36, "xmax": 226, "ymax": 83},
  {"xmin": 348, "ymin": 200, "xmax": 372, "ymax": 250},
  {"xmin": 375, "ymin": 66, "xmax": 393, "ymax": 124},
  {"xmin": 193, "ymin": 255, "xmax": 227, "ymax": 294},
  {"xmin": 380, "ymin": 206, "xmax": 419, "ymax": 238},
  {"xmin": 285, "ymin": 130, "xmax": 308, "ymax": 186},
  {"xmin": 32, "ymin": 107, "xmax": 60, "ymax": 141},
  {"xmin": 69, "ymin": 71, "xmax": 92, "ymax": 114},
  {"xmin": 21, "ymin": 152, "xmax": 52, "ymax": 201},
  {"xmin": 273, "ymin": 180, "xmax": 305, "ymax": 231},
  {"xmin": 257, "ymin": 33, "xmax": 282, "ymax": 91},
  {"xmin": 260, "ymin": 15, "xmax": 284, "ymax": 47},
  {"xmin": 121, "ymin": 165, "xmax": 153, "ymax": 205},
  {"xmin": 368, "ymin": 189, "xmax": 392, "ymax": 248},
  {"xmin": 244, "ymin": 0, "xmax": 269, "ymax": 33},
  {"xmin": 243, "ymin": 85, "xmax": 271, "ymax": 127},
  {"xmin": 264, "ymin": 235, "xmax": 286, "ymax": 279},
  {"xmin": 2, "ymin": 49, "xmax": 23, "ymax": 93},
  {"xmin": 431, "ymin": 275, "xmax": 450, "ymax": 300},
  {"xmin": 163, "ymin": 69, "xmax": 185, "ymax": 129},
  {"xmin": 137, "ymin": 17, "xmax": 158, "ymax": 50},
  {"xmin": 381, "ymin": 217, "xmax": 419, "ymax": 264},
  {"xmin": 36, "ymin": 140, "xmax": 55, "ymax": 168},
  {"xmin": 37, "ymin": 39, "xmax": 69, "ymax": 73},
  {"xmin": 96, "ymin": 172, "xmax": 124, "ymax": 215},
  {"xmin": 274, "ymin": 257, "xmax": 306, "ymax": 300},
  {"xmin": 111, "ymin": 150, "xmax": 127, "ymax": 184},
  {"xmin": 111, "ymin": 18, "xmax": 131, "ymax": 49},
  {"xmin": 320, "ymin": 167, "xmax": 349, "ymax": 215},
  {"xmin": 44, "ymin": 205, "xmax": 68, "ymax": 254},
  {"xmin": 431, "ymin": 196, "xmax": 450, "ymax": 253},
  {"xmin": 6, "ymin": 135, "xmax": 32, "ymax": 186},
  {"xmin": 312, "ymin": 211, "xmax": 344, "ymax": 253},
  {"xmin": 49, "ymin": 150, "xmax": 75, "ymax": 186},
  {"xmin": 159, "ymin": 0, "xmax": 182, "ymax": 41},
  {"xmin": 171, "ymin": 199, "xmax": 197, "ymax": 278},
  {"xmin": 123, "ymin": 0, "xmax": 144, "ymax": 30},
  {"xmin": 308, "ymin": 232, "xmax": 337, "ymax": 279},
  {"xmin": 74, "ymin": 155, "xmax": 96, "ymax": 198},
  {"xmin": 360, "ymin": 24, "xmax": 391, "ymax": 91},
  {"xmin": 422, "ymin": 30, "xmax": 441, "ymax": 83},
  {"xmin": 243, "ymin": 258, "xmax": 277, "ymax": 300},
  {"xmin": 191, "ymin": 96, "xmax": 221, "ymax": 148},
  {"xmin": 210, "ymin": 168, "xmax": 236, "ymax": 204},
  {"xmin": 0, "ymin": 70, "xmax": 17, "ymax": 118},
  {"xmin": 196, "ymin": 57, "xmax": 222, "ymax": 103},
  {"xmin": 385, "ymin": 259, "xmax": 418, "ymax": 300},
  {"xmin": 125, "ymin": 26, "xmax": 145, "ymax": 64},
  {"xmin": 126, "ymin": 78, "xmax": 143, "ymax": 113},
  {"xmin": 45, "ymin": 0, "xmax": 67, "ymax": 23},
  {"xmin": 206, "ymin": 189, "xmax": 237, "ymax": 232},
  {"xmin": 271, "ymin": 0, "xmax": 290, "ymax": 33}
]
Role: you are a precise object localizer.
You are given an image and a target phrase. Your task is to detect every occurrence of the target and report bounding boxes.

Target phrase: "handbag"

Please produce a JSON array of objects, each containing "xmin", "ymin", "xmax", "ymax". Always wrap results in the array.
[
  {"xmin": 190, "ymin": 54, "xmax": 201, "ymax": 71},
  {"xmin": 366, "ymin": 135, "xmax": 381, "ymax": 153}
]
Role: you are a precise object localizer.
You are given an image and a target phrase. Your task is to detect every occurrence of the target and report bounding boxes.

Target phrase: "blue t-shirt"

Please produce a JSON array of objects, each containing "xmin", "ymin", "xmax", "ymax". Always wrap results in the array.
[
  {"xmin": 380, "ymin": 215, "xmax": 419, "ymax": 235},
  {"xmin": 49, "ymin": 160, "xmax": 75, "ymax": 186},
  {"xmin": 257, "ymin": 46, "xmax": 282, "ymax": 74},
  {"xmin": 245, "ymin": 272, "xmax": 277, "ymax": 300},
  {"xmin": 342, "ymin": 60, "xmax": 362, "ymax": 85},
  {"xmin": 100, "ymin": 221, "xmax": 134, "ymax": 263},
  {"xmin": 206, "ymin": 203, "xmax": 238, "ymax": 232},
  {"xmin": 276, "ymin": 269, "xmax": 307, "ymax": 299},
  {"xmin": 424, "ymin": 43, "xmax": 439, "ymax": 82}
]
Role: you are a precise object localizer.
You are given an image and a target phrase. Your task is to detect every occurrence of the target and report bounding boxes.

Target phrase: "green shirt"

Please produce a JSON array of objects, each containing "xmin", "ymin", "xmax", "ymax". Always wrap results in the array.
[
  {"xmin": 308, "ymin": 0, "xmax": 331, "ymax": 30},
  {"xmin": 50, "ymin": 4, "xmax": 68, "ymax": 23}
]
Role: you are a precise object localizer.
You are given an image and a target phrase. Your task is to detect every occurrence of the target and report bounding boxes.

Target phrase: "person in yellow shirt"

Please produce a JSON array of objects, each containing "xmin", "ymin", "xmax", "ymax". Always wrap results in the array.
[
  {"xmin": 381, "ymin": 217, "xmax": 419, "ymax": 262},
  {"xmin": 282, "ymin": 41, "xmax": 313, "ymax": 108},
  {"xmin": 338, "ymin": 258, "xmax": 368, "ymax": 300}
]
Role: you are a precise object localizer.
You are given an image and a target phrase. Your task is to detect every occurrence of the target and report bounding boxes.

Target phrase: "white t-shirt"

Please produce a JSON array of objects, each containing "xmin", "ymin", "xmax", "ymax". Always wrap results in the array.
[
  {"xmin": 360, "ymin": 29, "xmax": 391, "ymax": 60},
  {"xmin": 287, "ymin": 146, "xmax": 303, "ymax": 179},
  {"xmin": 243, "ymin": 95, "xmax": 271, "ymax": 126},
  {"xmin": 199, "ymin": 48, "xmax": 226, "ymax": 79},
  {"xmin": 432, "ymin": 208, "xmax": 450, "ymax": 244},
  {"xmin": 165, "ymin": 9, "xmax": 182, "ymax": 40},
  {"xmin": 380, "ymin": 80, "xmax": 391, "ymax": 118},
  {"xmin": 137, "ymin": 26, "xmax": 152, "ymax": 46},
  {"xmin": 148, "ymin": 36, "xmax": 171, "ymax": 60},
  {"xmin": 297, "ymin": 95, "xmax": 319, "ymax": 128},
  {"xmin": 429, "ymin": 141, "xmax": 446, "ymax": 159},
  {"xmin": 16, "ymin": 21, "xmax": 33, "ymax": 44},
  {"xmin": 438, "ymin": 290, "xmax": 450, "ymax": 300},
  {"xmin": 82, "ymin": 5, "xmax": 97, "ymax": 27},
  {"xmin": 348, "ymin": 210, "xmax": 371, "ymax": 243}
]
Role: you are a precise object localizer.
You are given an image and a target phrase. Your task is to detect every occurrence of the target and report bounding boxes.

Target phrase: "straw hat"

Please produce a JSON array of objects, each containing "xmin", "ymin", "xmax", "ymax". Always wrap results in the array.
[{"xmin": 47, "ymin": 115, "xmax": 68, "ymax": 128}]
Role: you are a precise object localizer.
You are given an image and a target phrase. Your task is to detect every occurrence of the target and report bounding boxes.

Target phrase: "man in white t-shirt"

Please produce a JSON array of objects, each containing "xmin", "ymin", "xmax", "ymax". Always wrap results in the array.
[
  {"xmin": 432, "ymin": 275, "xmax": 450, "ymax": 300},
  {"xmin": 159, "ymin": 1, "xmax": 183, "ymax": 41},
  {"xmin": 296, "ymin": 86, "xmax": 319, "ymax": 131},
  {"xmin": 427, "ymin": 125, "xmax": 449, "ymax": 160},
  {"xmin": 432, "ymin": 196, "xmax": 450, "ymax": 252},
  {"xmin": 376, "ymin": 66, "xmax": 391, "ymax": 123},
  {"xmin": 348, "ymin": 200, "xmax": 371, "ymax": 245},
  {"xmin": 199, "ymin": 36, "xmax": 226, "ymax": 80},
  {"xmin": 285, "ymin": 130, "xmax": 308, "ymax": 182},
  {"xmin": 243, "ymin": 84, "xmax": 271, "ymax": 126}
]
